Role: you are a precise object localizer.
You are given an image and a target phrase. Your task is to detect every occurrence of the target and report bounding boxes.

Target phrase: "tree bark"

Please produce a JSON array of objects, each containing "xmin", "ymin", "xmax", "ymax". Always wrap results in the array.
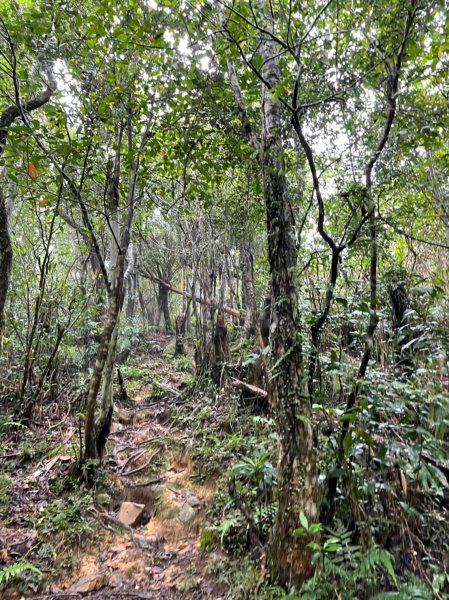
[
  {"xmin": 158, "ymin": 284, "xmax": 172, "ymax": 333},
  {"xmin": 212, "ymin": 311, "xmax": 229, "ymax": 385},
  {"xmin": 241, "ymin": 241, "xmax": 257, "ymax": 336},
  {"xmin": 0, "ymin": 191, "xmax": 12, "ymax": 352},
  {"xmin": 96, "ymin": 317, "xmax": 120, "ymax": 456},
  {"xmin": 84, "ymin": 138, "xmax": 140, "ymax": 465},
  {"xmin": 217, "ymin": 0, "xmax": 318, "ymax": 583},
  {"xmin": 84, "ymin": 293, "xmax": 120, "ymax": 461},
  {"xmin": 174, "ymin": 314, "xmax": 186, "ymax": 356},
  {"xmin": 255, "ymin": 1, "xmax": 318, "ymax": 586}
]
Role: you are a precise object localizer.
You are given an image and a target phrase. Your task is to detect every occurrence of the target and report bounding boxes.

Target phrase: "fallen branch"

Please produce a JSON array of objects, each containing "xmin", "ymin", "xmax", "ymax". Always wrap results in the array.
[
  {"xmin": 157, "ymin": 381, "xmax": 181, "ymax": 397},
  {"xmin": 140, "ymin": 272, "xmax": 242, "ymax": 318},
  {"xmin": 231, "ymin": 378, "xmax": 268, "ymax": 398}
]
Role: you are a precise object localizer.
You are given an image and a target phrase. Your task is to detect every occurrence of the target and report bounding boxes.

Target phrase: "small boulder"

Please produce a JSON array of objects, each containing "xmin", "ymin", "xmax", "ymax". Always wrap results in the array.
[
  {"xmin": 178, "ymin": 503, "xmax": 196, "ymax": 523},
  {"xmin": 117, "ymin": 501, "xmax": 146, "ymax": 527},
  {"xmin": 69, "ymin": 572, "xmax": 108, "ymax": 593},
  {"xmin": 186, "ymin": 494, "xmax": 201, "ymax": 507}
]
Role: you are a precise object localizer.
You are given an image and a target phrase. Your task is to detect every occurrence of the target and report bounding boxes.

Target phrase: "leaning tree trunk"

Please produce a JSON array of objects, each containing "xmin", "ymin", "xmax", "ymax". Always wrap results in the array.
[
  {"xmin": 95, "ymin": 317, "xmax": 120, "ymax": 457},
  {"xmin": 257, "ymin": 1, "xmax": 318, "ymax": 586}
]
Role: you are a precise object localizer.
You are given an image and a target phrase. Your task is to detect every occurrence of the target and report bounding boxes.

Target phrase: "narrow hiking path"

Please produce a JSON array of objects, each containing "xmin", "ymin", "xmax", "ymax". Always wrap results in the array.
[
  {"xmin": 55, "ymin": 352, "xmax": 227, "ymax": 600},
  {"xmin": 1, "ymin": 335, "xmax": 232, "ymax": 600}
]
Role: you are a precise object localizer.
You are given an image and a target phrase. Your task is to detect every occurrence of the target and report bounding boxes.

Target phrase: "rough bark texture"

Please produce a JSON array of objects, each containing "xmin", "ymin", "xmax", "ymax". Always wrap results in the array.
[
  {"xmin": 0, "ymin": 191, "xmax": 12, "ymax": 350},
  {"xmin": 241, "ymin": 241, "xmax": 257, "ymax": 336},
  {"xmin": 259, "ymin": 295, "xmax": 271, "ymax": 348},
  {"xmin": 174, "ymin": 314, "xmax": 186, "ymax": 356},
  {"xmin": 212, "ymin": 311, "xmax": 229, "ymax": 385},
  {"xmin": 256, "ymin": 1, "xmax": 318, "ymax": 586},
  {"xmin": 84, "ymin": 293, "xmax": 121, "ymax": 461},
  {"xmin": 158, "ymin": 284, "xmax": 172, "ymax": 333}
]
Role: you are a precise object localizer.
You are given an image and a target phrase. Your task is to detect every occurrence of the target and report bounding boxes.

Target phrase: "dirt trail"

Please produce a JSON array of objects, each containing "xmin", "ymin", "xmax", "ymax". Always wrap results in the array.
[
  {"xmin": 2, "ymin": 338, "xmax": 228, "ymax": 600},
  {"xmin": 55, "ymin": 355, "xmax": 226, "ymax": 600}
]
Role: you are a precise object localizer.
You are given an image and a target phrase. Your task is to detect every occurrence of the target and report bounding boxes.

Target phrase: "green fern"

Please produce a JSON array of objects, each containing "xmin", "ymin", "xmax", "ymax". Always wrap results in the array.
[
  {"xmin": 371, "ymin": 580, "xmax": 433, "ymax": 599},
  {"xmin": 0, "ymin": 561, "xmax": 42, "ymax": 586}
]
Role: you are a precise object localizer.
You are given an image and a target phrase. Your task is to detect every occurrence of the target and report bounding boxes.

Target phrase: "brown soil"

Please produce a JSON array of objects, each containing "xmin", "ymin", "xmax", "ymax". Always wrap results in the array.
[{"xmin": 1, "ymin": 339, "xmax": 228, "ymax": 600}]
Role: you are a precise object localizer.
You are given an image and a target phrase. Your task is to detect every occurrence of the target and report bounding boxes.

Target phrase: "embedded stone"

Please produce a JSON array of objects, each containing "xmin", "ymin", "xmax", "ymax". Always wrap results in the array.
[
  {"xmin": 117, "ymin": 501, "xmax": 146, "ymax": 527},
  {"xmin": 178, "ymin": 503, "xmax": 196, "ymax": 523},
  {"xmin": 186, "ymin": 494, "xmax": 201, "ymax": 507},
  {"xmin": 69, "ymin": 572, "xmax": 108, "ymax": 593}
]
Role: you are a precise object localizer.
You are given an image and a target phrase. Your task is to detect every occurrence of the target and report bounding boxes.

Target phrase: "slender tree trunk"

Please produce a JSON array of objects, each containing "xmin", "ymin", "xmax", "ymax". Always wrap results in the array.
[
  {"xmin": 84, "ymin": 293, "xmax": 120, "ymax": 461},
  {"xmin": 137, "ymin": 279, "xmax": 147, "ymax": 331},
  {"xmin": 212, "ymin": 311, "xmax": 229, "ymax": 385},
  {"xmin": 0, "ymin": 191, "xmax": 12, "ymax": 352},
  {"xmin": 84, "ymin": 140, "xmax": 139, "ymax": 464},
  {"xmin": 0, "ymin": 71, "xmax": 56, "ymax": 350},
  {"xmin": 126, "ymin": 244, "xmax": 137, "ymax": 319},
  {"xmin": 241, "ymin": 241, "xmax": 257, "ymax": 336},
  {"xmin": 96, "ymin": 317, "xmax": 120, "ymax": 456}
]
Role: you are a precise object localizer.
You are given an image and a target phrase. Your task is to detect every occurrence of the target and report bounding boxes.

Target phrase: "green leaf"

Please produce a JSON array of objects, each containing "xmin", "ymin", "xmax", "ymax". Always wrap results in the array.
[
  {"xmin": 342, "ymin": 431, "xmax": 353, "ymax": 457},
  {"xmin": 299, "ymin": 511, "xmax": 309, "ymax": 531}
]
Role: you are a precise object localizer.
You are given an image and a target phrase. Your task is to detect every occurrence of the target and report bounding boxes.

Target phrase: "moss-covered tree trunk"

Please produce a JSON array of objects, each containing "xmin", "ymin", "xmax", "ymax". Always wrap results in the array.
[
  {"xmin": 256, "ymin": 0, "xmax": 319, "ymax": 586},
  {"xmin": 0, "ymin": 192, "xmax": 12, "ymax": 352}
]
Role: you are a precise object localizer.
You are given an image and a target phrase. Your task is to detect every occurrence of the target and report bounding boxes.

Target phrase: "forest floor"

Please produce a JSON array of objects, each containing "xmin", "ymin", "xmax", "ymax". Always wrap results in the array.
[{"xmin": 0, "ymin": 334, "xmax": 252, "ymax": 599}]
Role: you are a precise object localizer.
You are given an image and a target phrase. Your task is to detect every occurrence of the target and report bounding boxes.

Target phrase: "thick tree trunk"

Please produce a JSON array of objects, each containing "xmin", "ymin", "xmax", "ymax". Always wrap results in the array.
[
  {"xmin": 174, "ymin": 314, "xmax": 186, "ymax": 356},
  {"xmin": 158, "ymin": 284, "xmax": 172, "ymax": 333},
  {"xmin": 256, "ymin": 0, "xmax": 318, "ymax": 586}
]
